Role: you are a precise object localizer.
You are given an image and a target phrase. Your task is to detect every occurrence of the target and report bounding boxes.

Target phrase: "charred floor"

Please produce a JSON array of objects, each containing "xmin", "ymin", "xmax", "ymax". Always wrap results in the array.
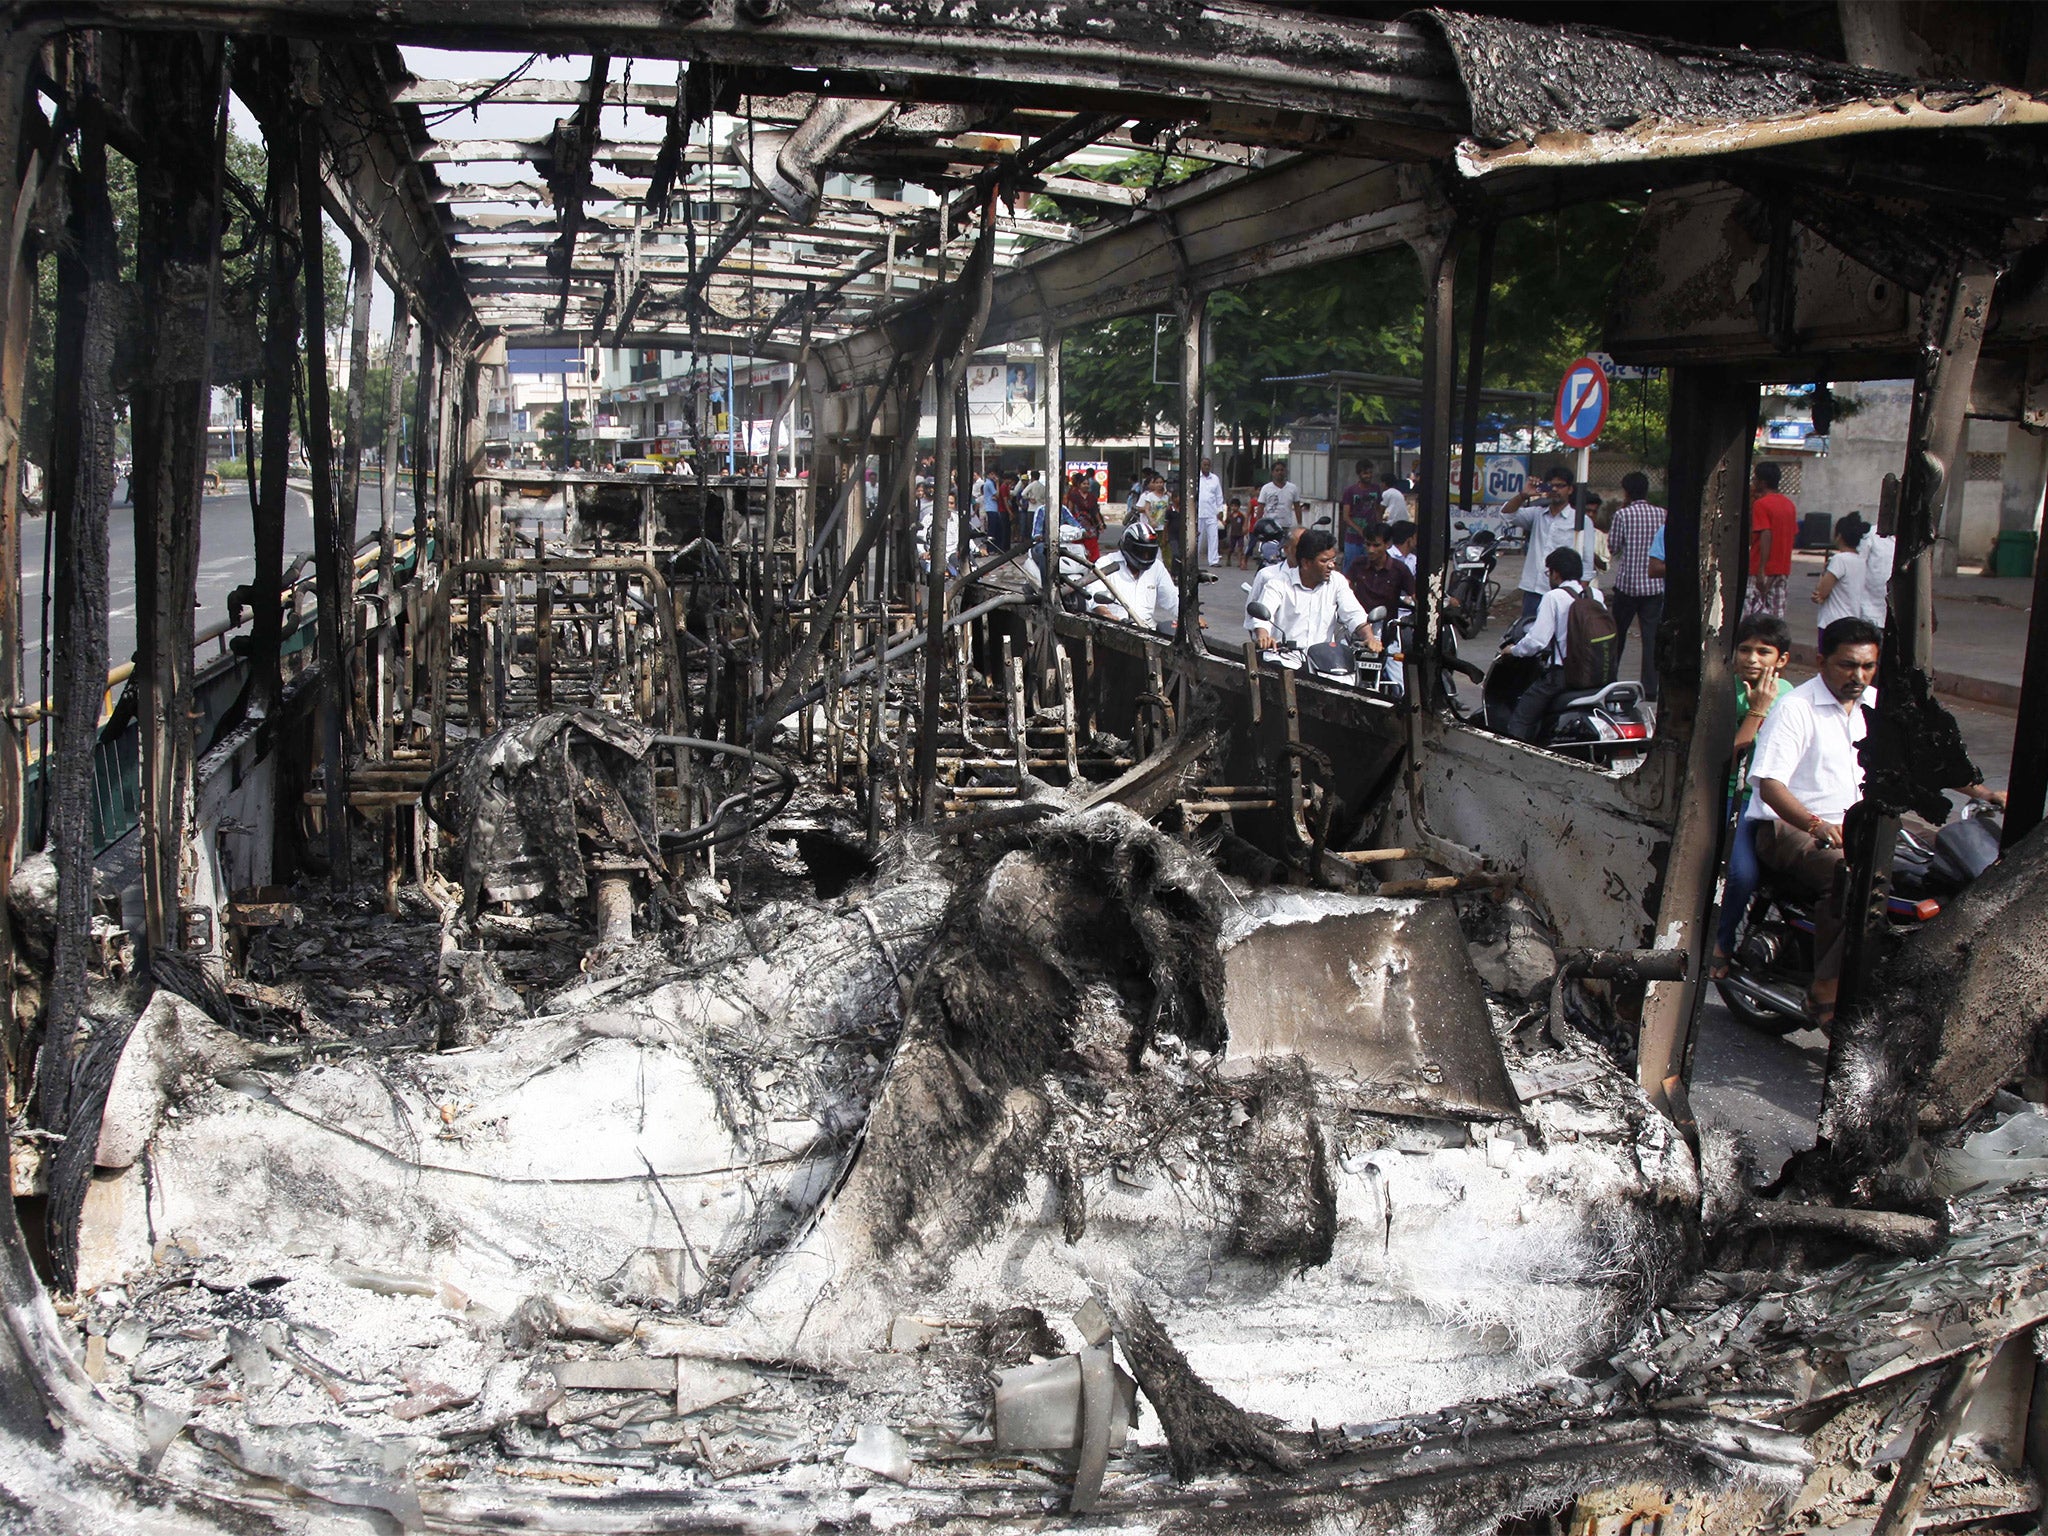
[{"xmin": 4, "ymin": 4, "xmax": 2048, "ymax": 1533}]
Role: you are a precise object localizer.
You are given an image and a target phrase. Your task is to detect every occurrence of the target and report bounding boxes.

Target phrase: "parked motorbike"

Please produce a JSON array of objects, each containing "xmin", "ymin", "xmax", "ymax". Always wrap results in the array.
[
  {"xmin": 1717, "ymin": 804, "xmax": 2003, "ymax": 1035},
  {"xmin": 1445, "ymin": 523, "xmax": 1501, "ymax": 639},
  {"xmin": 1481, "ymin": 616, "xmax": 1652, "ymax": 762}
]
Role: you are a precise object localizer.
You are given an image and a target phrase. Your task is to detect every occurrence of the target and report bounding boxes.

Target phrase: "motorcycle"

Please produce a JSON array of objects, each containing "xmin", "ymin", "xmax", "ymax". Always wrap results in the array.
[
  {"xmin": 1245, "ymin": 598, "xmax": 1364, "ymax": 688},
  {"xmin": 1248, "ymin": 514, "xmax": 1289, "ymax": 567},
  {"xmin": 1481, "ymin": 615, "xmax": 1652, "ymax": 762},
  {"xmin": 1445, "ymin": 523, "xmax": 1501, "ymax": 639},
  {"xmin": 1717, "ymin": 804, "xmax": 2003, "ymax": 1034}
]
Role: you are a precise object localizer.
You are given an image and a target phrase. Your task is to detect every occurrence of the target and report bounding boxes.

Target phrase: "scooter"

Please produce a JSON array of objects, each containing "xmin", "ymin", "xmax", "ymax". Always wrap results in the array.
[
  {"xmin": 1717, "ymin": 804, "xmax": 2002, "ymax": 1035},
  {"xmin": 1445, "ymin": 524, "xmax": 1501, "ymax": 639},
  {"xmin": 1481, "ymin": 616, "xmax": 1652, "ymax": 762},
  {"xmin": 1249, "ymin": 515, "xmax": 1288, "ymax": 567}
]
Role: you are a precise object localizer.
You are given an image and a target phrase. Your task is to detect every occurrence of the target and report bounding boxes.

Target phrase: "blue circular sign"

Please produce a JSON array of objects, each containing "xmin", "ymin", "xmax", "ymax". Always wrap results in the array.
[{"xmin": 1553, "ymin": 356, "xmax": 1610, "ymax": 449}]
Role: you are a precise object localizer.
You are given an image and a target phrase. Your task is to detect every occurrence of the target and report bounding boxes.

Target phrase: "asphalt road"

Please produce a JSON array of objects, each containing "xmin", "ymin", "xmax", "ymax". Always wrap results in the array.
[{"xmin": 16, "ymin": 479, "xmax": 414, "ymax": 694}]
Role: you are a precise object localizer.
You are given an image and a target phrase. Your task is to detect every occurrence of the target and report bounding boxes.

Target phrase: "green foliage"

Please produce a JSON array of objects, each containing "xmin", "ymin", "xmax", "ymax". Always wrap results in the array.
[
  {"xmin": 24, "ymin": 129, "xmax": 347, "ymax": 471},
  {"xmin": 1057, "ymin": 198, "xmax": 1676, "ymax": 471}
]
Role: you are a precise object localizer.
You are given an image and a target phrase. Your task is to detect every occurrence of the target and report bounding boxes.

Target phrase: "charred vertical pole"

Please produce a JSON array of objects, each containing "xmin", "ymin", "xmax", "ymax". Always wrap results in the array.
[
  {"xmin": 296, "ymin": 48, "xmax": 350, "ymax": 887},
  {"xmin": 1408, "ymin": 228, "xmax": 1457, "ymax": 711},
  {"xmin": 2005, "ymin": 508, "xmax": 2048, "ymax": 847},
  {"xmin": 377, "ymin": 302, "xmax": 411, "ymax": 757},
  {"xmin": 0, "ymin": 153, "xmax": 40, "ymax": 1088},
  {"xmin": 1042, "ymin": 331, "xmax": 1062, "ymax": 629},
  {"xmin": 38, "ymin": 103, "xmax": 121, "ymax": 1132},
  {"xmin": 914, "ymin": 201, "xmax": 998, "ymax": 817},
  {"xmin": 410, "ymin": 329, "xmax": 433, "ymax": 568},
  {"xmin": 1457, "ymin": 224, "xmax": 1495, "ymax": 514},
  {"xmin": 917, "ymin": 353, "xmax": 954, "ymax": 819},
  {"xmin": 1638, "ymin": 367, "xmax": 1756, "ymax": 1106},
  {"xmin": 129, "ymin": 33, "xmax": 229, "ymax": 956},
  {"xmin": 251, "ymin": 92, "xmax": 302, "ymax": 718},
  {"xmin": 1174, "ymin": 292, "xmax": 1205, "ymax": 649},
  {"xmin": 1837, "ymin": 262, "xmax": 1995, "ymax": 1015},
  {"xmin": 338, "ymin": 234, "xmax": 374, "ymax": 746}
]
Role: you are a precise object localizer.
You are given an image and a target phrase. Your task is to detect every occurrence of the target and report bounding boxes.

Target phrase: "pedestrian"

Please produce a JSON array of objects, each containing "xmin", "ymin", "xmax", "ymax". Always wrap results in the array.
[
  {"xmin": 991, "ymin": 472, "xmax": 1015, "ymax": 550},
  {"xmin": 1497, "ymin": 546, "xmax": 1611, "ymax": 742},
  {"xmin": 1021, "ymin": 469, "xmax": 1049, "ymax": 549},
  {"xmin": 1067, "ymin": 469, "xmax": 1103, "ymax": 562},
  {"xmin": 1338, "ymin": 462, "xmax": 1377, "ymax": 568},
  {"xmin": 1710, "ymin": 612, "xmax": 1795, "ymax": 982},
  {"xmin": 1346, "ymin": 523, "xmax": 1414, "ymax": 618},
  {"xmin": 1605, "ymin": 471, "xmax": 1667, "ymax": 701},
  {"xmin": 1378, "ymin": 469, "xmax": 1408, "ymax": 520},
  {"xmin": 1744, "ymin": 461, "xmax": 1798, "ymax": 618},
  {"xmin": 1225, "ymin": 496, "xmax": 1248, "ymax": 566},
  {"xmin": 1135, "ymin": 472, "xmax": 1171, "ymax": 531},
  {"xmin": 1812, "ymin": 513, "xmax": 1869, "ymax": 653},
  {"xmin": 1500, "ymin": 466, "xmax": 1585, "ymax": 622},
  {"xmin": 1256, "ymin": 460, "xmax": 1305, "ymax": 529},
  {"xmin": 1197, "ymin": 456, "xmax": 1226, "ymax": 567},
  {"xmin": 1386, "ymin": 519, "xmax": 1417, "ymax": 577}
]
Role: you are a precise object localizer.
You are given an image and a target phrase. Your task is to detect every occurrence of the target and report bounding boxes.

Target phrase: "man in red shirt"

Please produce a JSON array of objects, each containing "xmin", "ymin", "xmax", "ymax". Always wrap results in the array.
[{"xmin": 1745, "ymin": 462, "xmax": 1799, "ymax": 619}]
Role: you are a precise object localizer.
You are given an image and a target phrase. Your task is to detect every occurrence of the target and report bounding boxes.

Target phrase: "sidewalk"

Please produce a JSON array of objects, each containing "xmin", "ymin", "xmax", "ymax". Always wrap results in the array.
[{"xmin": 1495, "ymin": 548, "xmax": 2032, "ymax": 711}]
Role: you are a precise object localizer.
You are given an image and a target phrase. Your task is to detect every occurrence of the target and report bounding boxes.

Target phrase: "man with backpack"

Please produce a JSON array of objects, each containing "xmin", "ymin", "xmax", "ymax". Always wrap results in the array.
[{"xmin": 1499, "ymin": 547, "xmax": 1615, "ymax": 743}]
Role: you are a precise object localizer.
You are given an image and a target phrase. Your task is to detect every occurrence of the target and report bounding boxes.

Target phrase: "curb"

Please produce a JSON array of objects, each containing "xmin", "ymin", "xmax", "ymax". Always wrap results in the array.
[{"xmin": 1788, "ymin": 642, "xmax": 2019, "ymax": 711}]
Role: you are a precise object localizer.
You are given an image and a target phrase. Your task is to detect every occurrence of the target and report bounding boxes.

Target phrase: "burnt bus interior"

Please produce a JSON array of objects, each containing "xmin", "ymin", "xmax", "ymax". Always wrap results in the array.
[{"xmin": 3, "ymin": 3, "xmax": 2048, "ymax": 1531}]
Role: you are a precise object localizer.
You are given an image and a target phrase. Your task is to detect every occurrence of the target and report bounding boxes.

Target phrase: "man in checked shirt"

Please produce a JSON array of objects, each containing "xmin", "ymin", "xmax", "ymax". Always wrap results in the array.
[{"xmin": 1605, "ymin": 471, "xmax": 1667, "ymax": 702}]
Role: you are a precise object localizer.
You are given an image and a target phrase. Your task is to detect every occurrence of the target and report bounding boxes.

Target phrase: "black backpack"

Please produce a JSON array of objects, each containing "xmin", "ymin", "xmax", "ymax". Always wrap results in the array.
[{"xmin": 1561, "ymin": 583, "xmax": 1618, "ymax": 690}]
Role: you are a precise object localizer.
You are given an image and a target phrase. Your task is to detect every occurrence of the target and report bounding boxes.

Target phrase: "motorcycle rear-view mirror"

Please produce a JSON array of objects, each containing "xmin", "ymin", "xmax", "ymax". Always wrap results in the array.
[{"xmin": 1246, "ymin": 600, "xmax": 1274, "ymax": 623}]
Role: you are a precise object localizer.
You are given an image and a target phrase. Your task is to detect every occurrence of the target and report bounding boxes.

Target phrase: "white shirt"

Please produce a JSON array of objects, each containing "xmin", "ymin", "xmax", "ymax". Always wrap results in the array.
[
  {"xmin": 1022, "ymin": 475, "xmax": 1048, "ymax": 512},
  {"xmin": 1505, "ymin": 502, "xmax": 1589, "ymax": 594},
  {"xmin": 1396, "ymin": 549, "xmax": 1417, "ymax": 576},
  {"xmin": 1246, "ymin": 559, "xmax": 1287, "ymax": 619},
  {"xmin": 1857, "ymin": 532, "xmax": 1894, "ymax": 625},
  {"xmin": 1086, "ymin": 553, "xmax": 1178, "ymax": 635},
  {"xmin": 1250, "ymin": 563, "xmax": 1369, "ymax": 651},
  {"xmin": 1380, "ymin": 486, "xmax": 1408, "ymax": 517},
  {"xmin": 1817, "ymin": 550, "xmax": 1865, "ymax": 633},
  {"xmin": 1747, "ymin": 672, "xmax": 1873, "ymax": 824},
  {"xmin": 1256, "ymin": 480, "xmax": 1305, "ymax": 526},
  {"xmin": 1198, "ymin": 472, "xmax": 1225, "ymax": 519},
  {"xmin": 1135, "ymin": 490, "xmax": 1170, "ymax": 528},
  {"xmin": 1508, "ymin": 579, "xmax": 1604, "ymax": 668}
]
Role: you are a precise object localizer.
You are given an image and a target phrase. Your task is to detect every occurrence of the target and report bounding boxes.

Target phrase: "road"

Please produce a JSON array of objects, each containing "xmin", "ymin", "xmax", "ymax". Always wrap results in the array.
[{"xmin": 15, "ymin": 480, "xmax": 415, "ymax": 695}]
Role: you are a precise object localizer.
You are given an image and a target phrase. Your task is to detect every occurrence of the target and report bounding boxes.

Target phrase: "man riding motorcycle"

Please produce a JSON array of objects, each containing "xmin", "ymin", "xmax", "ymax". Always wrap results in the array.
[
  {"xmin": 1248, "ymin": 529, "xmax": 1378, "ymax": 655},
  {"xmin": 1084, "ymin": 520, "xmax": 1179, "ymax": 636}
]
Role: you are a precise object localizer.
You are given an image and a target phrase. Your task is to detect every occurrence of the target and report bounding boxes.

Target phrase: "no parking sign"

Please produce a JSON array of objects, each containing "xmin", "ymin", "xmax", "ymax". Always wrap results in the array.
[{"xmin": 1553, "ymin": 355, "xmax": 1610, "ymax": 449}]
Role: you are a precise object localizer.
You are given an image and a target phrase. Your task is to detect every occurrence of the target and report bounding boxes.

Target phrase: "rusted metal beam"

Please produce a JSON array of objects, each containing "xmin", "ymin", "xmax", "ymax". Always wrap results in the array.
[
  {"xmin": 1642, "ymin": 367, "xmax": 1756, "ymax": 1108},
  {"xmin": 128, "ymin": 32, "xmax": 229, "ymax": 958}
]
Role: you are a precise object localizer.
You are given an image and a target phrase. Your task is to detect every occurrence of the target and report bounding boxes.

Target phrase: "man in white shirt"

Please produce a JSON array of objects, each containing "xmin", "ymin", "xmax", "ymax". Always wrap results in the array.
[
  {"xmin": 1197, "ymin": 456, "xmax": 1226, "ymax": 567},
  {"xmin": 1501, "ymin": 466, "xmax": 1593, "ymax": 621},
  {"xmin": 1085, "ymin": 521, "xmax": 1178, "ymax": 636},
  {"xmin": 1248, "ymin": 529, "xmax": 1375, "ymax": 654},
  {"xmin": 1499, "ymin": 546, "xmax": 1606, "ymax": 741},
  {"xmin": 1255, "ymin": 461, "xmax": 1305, "ymax": 529},
  {"xmin": 1022, "ymin": 469, "xmax": 1049, "ymax": 529},
  {"xmin": 1378, "ymin": 470, "xmax": 1408, "ymax": 519},
  {"xmin": 1743, "ymin": 615, "xmax": 1883, "ymax": 1021}
]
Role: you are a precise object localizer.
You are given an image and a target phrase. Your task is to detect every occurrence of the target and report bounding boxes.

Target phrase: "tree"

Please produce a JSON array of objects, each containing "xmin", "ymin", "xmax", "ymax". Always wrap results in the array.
[
  {"xmin": 1055, "ymin": 186, "xmax": 1672, "ymax": 480},
  {"xmin": 22, "ymin": 128, "xmax": 346, "ymax": 478}
]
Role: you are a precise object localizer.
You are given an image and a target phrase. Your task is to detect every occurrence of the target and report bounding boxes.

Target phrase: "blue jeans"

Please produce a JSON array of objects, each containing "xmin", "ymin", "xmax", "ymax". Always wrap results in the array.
[
  {"xmin": 1520, "ymin": 589, "xmax": 1544, "ymax": 621},
  {"xmin": 1717, "ymin": 809, "xmax": 1762, "ymax": 957}
]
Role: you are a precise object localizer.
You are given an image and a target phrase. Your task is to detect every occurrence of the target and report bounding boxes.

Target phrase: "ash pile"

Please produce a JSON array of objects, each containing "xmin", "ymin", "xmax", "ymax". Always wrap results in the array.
[{"xmin": 11, "ymin": 708, "xmax": 2048, "ymax": 1534}]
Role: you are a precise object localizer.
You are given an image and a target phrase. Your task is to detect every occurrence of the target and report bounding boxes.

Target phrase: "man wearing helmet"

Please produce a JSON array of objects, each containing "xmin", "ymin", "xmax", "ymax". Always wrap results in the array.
[{"xmin": 1085, "ymin": 520, "xmax": 1179, "ymax": 635}]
